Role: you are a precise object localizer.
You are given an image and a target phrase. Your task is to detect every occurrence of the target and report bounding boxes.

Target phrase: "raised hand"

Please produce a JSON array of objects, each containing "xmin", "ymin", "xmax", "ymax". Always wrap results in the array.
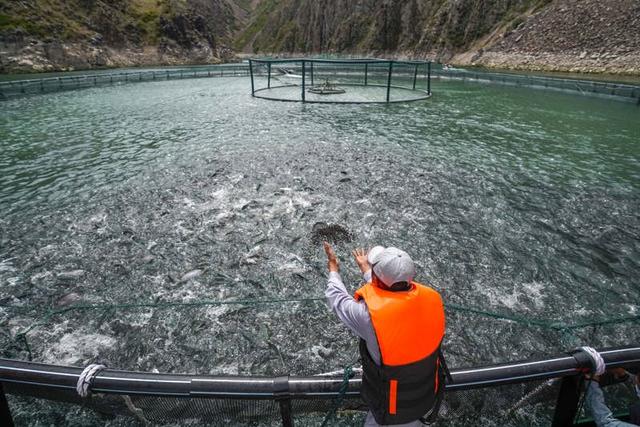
[
  {"xmin": 323, "ymin": 241, "xmax": 339, "ymax": 273},
  {"xmin": 352, "ymin": 248, "xmax": 369, "ymax": 273}
]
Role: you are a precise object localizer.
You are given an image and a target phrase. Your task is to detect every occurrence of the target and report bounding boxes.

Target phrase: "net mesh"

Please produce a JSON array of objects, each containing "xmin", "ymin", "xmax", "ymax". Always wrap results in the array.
[
  {"xmin": 7, "ymin": 370, "xmax": 640, "ymax": 426},
  {"xmin": 0, "ymin": 65, "xmax": 249, "ymax": 100},
  {"xmin": 432, "ymin": 69, "xmax": 640, "ymax": 102},
  {"xmin": 2, "ymin": 63, "xmax": 637, "ymax": 103},
  {"xmin": 5, "ymin": 378, "xmax": 569, "ymax": 426}
]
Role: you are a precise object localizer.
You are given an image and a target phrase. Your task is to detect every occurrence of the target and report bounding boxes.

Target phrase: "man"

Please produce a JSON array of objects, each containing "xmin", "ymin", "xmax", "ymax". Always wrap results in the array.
[
  {"xmin": 585, "ymin": 367, "xmax": 640, "ymax": 427},
  {"xmin": 323, "ymin": 242, "xmax": 446, "ymax": 426}
]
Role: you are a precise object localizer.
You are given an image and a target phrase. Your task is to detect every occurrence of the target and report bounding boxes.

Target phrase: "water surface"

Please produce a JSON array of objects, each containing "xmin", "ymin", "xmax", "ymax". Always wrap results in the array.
[{"xmin": 0, "ymin": 76, "xmax": 638, "ymax": 425}]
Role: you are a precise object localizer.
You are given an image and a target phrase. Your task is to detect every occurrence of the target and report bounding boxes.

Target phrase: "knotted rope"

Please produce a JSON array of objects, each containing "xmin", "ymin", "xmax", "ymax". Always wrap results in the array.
[{"xmin": 76, "ymin": 363, "xmax": 106, "ymax": 398}]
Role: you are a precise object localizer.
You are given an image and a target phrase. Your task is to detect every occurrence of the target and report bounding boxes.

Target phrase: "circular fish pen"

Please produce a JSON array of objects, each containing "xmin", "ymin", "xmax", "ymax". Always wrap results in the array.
[
  {"xmin": 0, "ymin": 66, "xmax": 639, "ymax": 426},
  {"xmin": 249, "ymin": 58, "xmax": 432, "ymax": 104}
]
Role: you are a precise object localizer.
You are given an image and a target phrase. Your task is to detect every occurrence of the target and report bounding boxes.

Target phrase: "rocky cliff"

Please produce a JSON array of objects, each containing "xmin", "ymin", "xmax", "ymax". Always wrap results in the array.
[
  {"xmin": 237, "ymin": 0, "xmax": 546, "ymax": 56},
  {"xmin": 1, "ymin": 0, "xmax": 639, "ymax": 75},
  {"xmin": 456, "ymin": 0, "xmax": 640, "ymax": 75},
  {"xmin": 0, "ymin": 0, "xmax": 251, "ymax": 72},
  {"xmin": 238, "ymin": 0, "xmax": 640, "ymax": 75}
]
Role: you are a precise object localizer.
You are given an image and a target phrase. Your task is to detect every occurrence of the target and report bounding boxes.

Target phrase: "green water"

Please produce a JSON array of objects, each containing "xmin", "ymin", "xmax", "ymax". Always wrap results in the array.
[{"xmin": 0, "ymin": 76, "xmax": 638, "ymax": 425}]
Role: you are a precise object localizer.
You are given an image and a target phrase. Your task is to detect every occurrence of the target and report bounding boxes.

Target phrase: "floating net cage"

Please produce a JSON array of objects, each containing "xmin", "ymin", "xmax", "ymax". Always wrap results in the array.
[
  {"xmin": 249, "ymin": 58, "xmax": 432, "ymax": 104},
  {"xmin": 1, "ymin": 291, "xmax": 639, "ymax": 425},
  {"xmin": 0, "ymin": 65, "xmax": 250, "ymax": 101},
  {"xmin": 2, "ymin": 62, "xmax": 638, "ymax": 104}
]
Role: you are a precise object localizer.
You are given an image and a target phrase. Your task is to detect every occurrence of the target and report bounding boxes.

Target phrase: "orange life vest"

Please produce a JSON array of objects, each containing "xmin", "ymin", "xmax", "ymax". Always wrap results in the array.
[
  {"xmin": 355, "ymin": 281, "xmax": 445, "ymax": 366},
  {"xmin": 355, "ymin": 280, "xmax": 446, "ymax": 424}
]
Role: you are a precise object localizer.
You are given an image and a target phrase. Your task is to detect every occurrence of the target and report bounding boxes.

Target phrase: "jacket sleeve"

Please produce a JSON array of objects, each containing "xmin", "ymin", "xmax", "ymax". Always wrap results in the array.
[{"xmin": 325, "ymin": 271, "xmax": 374, "ymax": 340}]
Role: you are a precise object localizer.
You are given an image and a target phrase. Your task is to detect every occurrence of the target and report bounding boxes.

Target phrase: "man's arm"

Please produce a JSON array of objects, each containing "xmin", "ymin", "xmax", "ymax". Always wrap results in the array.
[
  {"xmin": 325, "ymin": 270, "xmax": 374, "ymax": 340},
  {"xmin": 585, "ymin": 379, "xmax": 637, "ymax": 427},
  {"xmin": 323, "ymin": 243, "xmax": 375, "ymax": 339}
]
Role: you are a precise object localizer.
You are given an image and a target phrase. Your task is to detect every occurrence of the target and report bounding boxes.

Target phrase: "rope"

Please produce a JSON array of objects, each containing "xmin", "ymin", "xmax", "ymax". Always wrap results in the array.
[
  {"xmin": 122, "ymin": 395, "xmax": 151, "ymax": 426},
  {"xmin": 572, "ymin": 346, "xmax": 605, "ymax": 424},
  {"xmin": 76, "ymin": 363, "xmax": 106, "ymax": 398},
  {"xmin": 505, "ymin": 378, "xmax": 556, "ymax": 417},
  {"xmin": 2, "ymin": 297, "xmax": 638, "ymax": 351},
  {"xmin": 320, "ymin": 365, "xmax": 353, "ymax": 427},
  {"xmin": 574, "ymin": 376, "xmax": 589, "ymax": 424},
  {"xmin": 3, "ymin": 299, "xmax": 637, "ymax": 332},
  {"xmin": 578, "ymin": 346, "xmax": 606, "ymax": 376}
]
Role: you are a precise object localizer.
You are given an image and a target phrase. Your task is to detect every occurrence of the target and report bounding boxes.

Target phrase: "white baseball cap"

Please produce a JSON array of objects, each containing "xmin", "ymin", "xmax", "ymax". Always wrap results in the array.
[{"xmin": 367, "ymin": 246, "xmax": 416, "ymax": 287}]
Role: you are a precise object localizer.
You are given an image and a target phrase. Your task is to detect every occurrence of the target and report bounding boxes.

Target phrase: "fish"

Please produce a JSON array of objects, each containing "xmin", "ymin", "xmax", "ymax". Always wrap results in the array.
[
  {"xmin": 56, "ymin": 270, "xmax": 85, "ymax": 281},
  {"xmin": 180, "ymin": 269, "xmax": 203, "ymax": 282}
]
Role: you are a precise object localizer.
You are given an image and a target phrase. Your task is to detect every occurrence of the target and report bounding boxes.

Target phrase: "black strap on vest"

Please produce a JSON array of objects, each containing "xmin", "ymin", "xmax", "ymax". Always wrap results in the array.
[
  {"xmin": 419, "ymin": 349, "xmax": 450, "ymax": 424},
  {"xmin": 439, "ymin": 348, "xmax": 453, "ymax": 384},
  {"xmin": 359, "ymin": 339, "xmax": 444, "ymax": 425}
]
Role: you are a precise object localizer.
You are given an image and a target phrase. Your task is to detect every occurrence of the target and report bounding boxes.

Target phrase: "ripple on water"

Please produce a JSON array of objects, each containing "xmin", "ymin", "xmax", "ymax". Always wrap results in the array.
[{"xmin": 0, "ymin": 77, "xmax": 639, "ymax": 381}]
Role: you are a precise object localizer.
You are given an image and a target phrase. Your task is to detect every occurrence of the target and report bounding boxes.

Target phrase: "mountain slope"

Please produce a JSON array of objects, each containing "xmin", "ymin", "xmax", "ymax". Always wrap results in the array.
[
  {"xmin": 458, "ymin": 0, "xmax": 640, "ymax": 74},
  {"xmin": 1, "ymin": 0, "xmax": 638, "ymax": 75},
  {"xmin": 237, "ymin": 0, "xmax": 639, "ymax": 75},
  {"xmin": 235, "ymin": 0, "xmax": 550, "ymax": 56}
]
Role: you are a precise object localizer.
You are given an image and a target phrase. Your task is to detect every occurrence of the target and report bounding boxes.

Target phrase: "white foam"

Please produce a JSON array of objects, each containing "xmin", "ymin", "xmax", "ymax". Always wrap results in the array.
[
  {"xmin": 43, "ymin": 331, "xmax": 117, "ymax": 366},
  {"xmin": 0, "ymin": 258, "xmax": 16, "ymax": 273},
  {"xmin": 476, "ymin": 279, "xmax": 547, "ymax": 311},
  {"xmin": 210, "ymin": 189, "xmax": 226, "ymax": 199},
  {"xmin": 174, "ymin": 221, "xmax": 194, "ymax": 236},
  {"xmin": 127, "ymin": 310, "xmax": 154, "ymax": 327}
]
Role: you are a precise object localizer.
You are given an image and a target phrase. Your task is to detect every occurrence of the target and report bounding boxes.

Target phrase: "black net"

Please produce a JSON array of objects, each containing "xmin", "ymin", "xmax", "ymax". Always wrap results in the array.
[
  {"xmin": 440, "ymin": 380, "xmax": 562, "ymax": 427},
  {"xmin": 0, "ymin": 65, "xmax": 249, "ymax": 100},
  {"xmin": 6, "ymin": 373, "xmax": 640, "ymax": 426},
  {"xmin": 1, "ymin": 377, "xmax": 564, "ymax": 426},
  {"xmin": 432, "ymin": 69, "xmax": 639, "ymax": 103}
]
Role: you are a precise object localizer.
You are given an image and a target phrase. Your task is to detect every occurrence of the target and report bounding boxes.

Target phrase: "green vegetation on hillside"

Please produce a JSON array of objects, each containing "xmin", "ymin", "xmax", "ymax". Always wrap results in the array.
[
  {"xmin": 233, "ymin": 0, "xmax": 279, "ymax": 51},
  {"xmin": 0, "ymin": 0, "xmax": 240, "ymax": 47}
]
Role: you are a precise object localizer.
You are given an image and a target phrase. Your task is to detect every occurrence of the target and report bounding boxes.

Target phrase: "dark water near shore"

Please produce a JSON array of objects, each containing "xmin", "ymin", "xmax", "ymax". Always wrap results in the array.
[{"xmin": 0, "ymin": 76, "xmax": 639, "ymax": 425}]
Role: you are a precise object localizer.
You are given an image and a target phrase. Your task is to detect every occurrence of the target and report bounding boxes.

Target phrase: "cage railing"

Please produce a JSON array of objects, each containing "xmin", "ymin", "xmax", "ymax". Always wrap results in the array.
[
  {"xmin": 432, "ymin": 68, "xmax": 640, "ymax": 103},
  {"xmin": 0, "ymin": 64, "xmax": 250, "ymax": 100},
  {"xmin": 1, "ymin": 345, "xmax": 638, "ymax": 426}
]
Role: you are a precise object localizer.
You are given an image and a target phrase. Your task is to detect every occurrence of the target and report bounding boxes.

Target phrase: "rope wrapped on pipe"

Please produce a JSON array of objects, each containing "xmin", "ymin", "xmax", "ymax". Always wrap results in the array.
[{"xmin": 76, "ymin": 363, "xmax": 106, "ymax": 398}]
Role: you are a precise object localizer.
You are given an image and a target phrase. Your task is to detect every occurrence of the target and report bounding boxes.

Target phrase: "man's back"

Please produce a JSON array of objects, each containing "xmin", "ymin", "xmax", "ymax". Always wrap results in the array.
[{"xmin": 323, "ymin": 243, "xmax": 446, "ymax": 426}]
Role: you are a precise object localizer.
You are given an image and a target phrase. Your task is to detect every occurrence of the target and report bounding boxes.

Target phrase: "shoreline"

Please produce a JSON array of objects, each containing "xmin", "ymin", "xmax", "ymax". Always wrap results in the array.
[
  {"xmin": 2, "ymin": 58, "xmax": 639, "ymax": 87},
  {"xmin": 451, "ymin": 51, "xmax": 640, "ymax": 82}
]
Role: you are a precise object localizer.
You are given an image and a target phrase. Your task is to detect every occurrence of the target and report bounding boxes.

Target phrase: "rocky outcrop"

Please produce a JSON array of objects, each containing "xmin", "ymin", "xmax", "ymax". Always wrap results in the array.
[
  {"xmin": 0, "ymin": 0, "xmax": 247, "ymax": 73},
  {"xmin": 454, "ymin": 0, "xmax": 640, "ymax": 75},
  {"xmin": 0, "ymin": 39, "xmax": 227, "ymax": 73}
]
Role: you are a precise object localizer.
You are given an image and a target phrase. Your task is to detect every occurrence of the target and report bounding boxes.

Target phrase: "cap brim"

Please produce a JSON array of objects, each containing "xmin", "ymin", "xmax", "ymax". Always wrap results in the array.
[{"xmin": 367, "ymin": 246, "xmax": 385, "ymax": 265}]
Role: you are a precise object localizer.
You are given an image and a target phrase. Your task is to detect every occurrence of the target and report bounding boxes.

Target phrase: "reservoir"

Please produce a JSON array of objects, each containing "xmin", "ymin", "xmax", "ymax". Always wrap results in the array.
[{"xmin": 0, "ymin": 73, "xmax": 639, "ymax": 425}]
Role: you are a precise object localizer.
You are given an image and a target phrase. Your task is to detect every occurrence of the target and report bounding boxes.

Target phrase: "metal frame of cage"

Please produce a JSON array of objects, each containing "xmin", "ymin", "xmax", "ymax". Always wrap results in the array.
[
  {"xmin": 1, "ymin": 345, "xmax": 639, "ymax": 426},
  {"xmin": 248, "ymin": 58, "xmax": 432, "ymax": 104}
]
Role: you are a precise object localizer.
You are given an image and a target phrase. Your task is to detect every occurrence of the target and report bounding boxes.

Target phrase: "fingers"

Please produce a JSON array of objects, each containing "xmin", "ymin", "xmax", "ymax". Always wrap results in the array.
[
  {"xmin": 323, "ymin": 241, "xmax": 334, "ymax": 257},
  {"xmin": 352, "ymin": 248, "xmax": 367, "ymax": 257}
]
